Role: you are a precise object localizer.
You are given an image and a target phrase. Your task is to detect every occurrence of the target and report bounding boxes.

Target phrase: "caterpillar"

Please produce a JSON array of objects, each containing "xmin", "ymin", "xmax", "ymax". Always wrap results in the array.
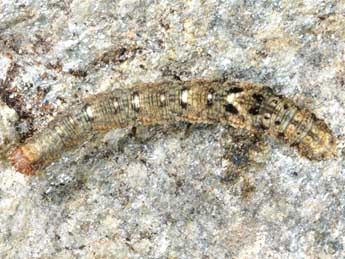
[{"xmin": 9, "ymin": 79, "xmax": 337, "ymax": 175}]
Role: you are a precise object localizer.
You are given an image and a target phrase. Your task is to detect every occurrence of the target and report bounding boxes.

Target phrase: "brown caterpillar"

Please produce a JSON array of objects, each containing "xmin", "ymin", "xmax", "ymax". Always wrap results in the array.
[{"xmin": 9, "ymin": 79, "xmax": 336, "ymax": 175}]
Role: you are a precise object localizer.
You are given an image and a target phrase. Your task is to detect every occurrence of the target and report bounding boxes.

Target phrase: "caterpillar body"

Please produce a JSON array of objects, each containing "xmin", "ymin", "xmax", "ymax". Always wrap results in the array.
[{"xmin": 10, "ymin": 79, "xmax": 336, "ymax": 175}]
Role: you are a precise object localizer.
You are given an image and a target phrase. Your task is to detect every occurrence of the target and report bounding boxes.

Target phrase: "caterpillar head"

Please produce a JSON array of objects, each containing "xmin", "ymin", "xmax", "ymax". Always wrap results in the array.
[
  {"xmin": 9, "ymin": 146, "xmax": 38, "ymax": 175},
  {"xmin": 295, "ymin": 118, "xmax": 337, "ymax": 161}
]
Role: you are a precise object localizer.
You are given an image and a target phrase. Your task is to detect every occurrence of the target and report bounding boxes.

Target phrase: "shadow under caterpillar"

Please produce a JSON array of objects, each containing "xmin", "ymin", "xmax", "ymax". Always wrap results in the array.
[{"xmin": 10, "ymin": 79, "xmax": 337, "ymax": 175}]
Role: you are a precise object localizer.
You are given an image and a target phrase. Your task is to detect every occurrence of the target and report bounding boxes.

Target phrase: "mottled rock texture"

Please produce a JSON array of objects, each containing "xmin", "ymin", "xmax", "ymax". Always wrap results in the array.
[{"xmin": 0, "ymin": 0, "xmax": 344, "ymax": 258}]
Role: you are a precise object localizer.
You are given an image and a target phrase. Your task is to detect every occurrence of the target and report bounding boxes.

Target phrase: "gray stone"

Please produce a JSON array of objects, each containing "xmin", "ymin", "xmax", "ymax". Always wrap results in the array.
[{"xmin": 0, "ymin": 0, "xmax": 344, "ymax": 258}]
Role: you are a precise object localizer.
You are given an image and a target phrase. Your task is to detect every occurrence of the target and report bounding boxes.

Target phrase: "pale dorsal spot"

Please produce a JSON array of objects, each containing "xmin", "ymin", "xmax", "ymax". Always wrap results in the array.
[
  {"xmin": 181, "ymin": 89, "xmax": 188, "ymax": 103},
  {"xmin": 207, "ymin": 93, "xmax": 213, "ymax": 102},
  {"xmin": 207, "ymin": 88, "xmax": 215, "ymax": 106},
  {"xmin": 226, "ymin": 93, "xmax": 235, "ymax": 104},
  {"xmin": 113, "ymin": 99, "xmax": 119, "ymax": 110},
  {"xmin": 132, "ymin": 92, "xmax": 140, "ymax": 111},
  {"xmin": 85, "ymin": 105, "xmax": 93, "ymax": 119},
  {"xmin": 160, "ymin": 93, "xmax": 166, "ymax": 105},
  {"xmin": 180, "ymin": 88, "xmax": 188, "ymax": 108},
  {"xmin": 160, "ymin": 94, "xmax": 166, "ymax": 102}
]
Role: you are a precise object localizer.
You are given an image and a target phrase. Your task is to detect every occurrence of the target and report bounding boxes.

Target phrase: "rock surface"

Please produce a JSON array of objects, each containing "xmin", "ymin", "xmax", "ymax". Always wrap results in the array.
[{"xmin": 0, "ymin": 0, "xmax": 344, "ymax": 258}]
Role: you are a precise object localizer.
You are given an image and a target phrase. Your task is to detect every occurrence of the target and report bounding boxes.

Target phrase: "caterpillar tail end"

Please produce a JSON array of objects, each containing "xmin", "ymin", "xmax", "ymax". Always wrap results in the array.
[{"xmin": 9, "ymin": 147, "xmax": 37, "ymax": 176}]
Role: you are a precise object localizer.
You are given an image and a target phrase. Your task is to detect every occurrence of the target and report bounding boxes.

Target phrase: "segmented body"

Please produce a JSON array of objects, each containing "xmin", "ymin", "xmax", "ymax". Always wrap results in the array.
[{"xmin": 10, "ymin": 79, "xmax": 336, "ymax": 175}]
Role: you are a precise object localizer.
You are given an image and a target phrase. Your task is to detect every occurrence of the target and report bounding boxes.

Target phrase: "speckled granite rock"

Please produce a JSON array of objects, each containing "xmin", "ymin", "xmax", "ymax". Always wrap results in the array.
[
  {"xmin": 0, "ymin": 0, "xmax": 345, "ymax": 258},
  {"xmin": 0, "ymin": 101, "xmax": 17, "ymax": 157}
]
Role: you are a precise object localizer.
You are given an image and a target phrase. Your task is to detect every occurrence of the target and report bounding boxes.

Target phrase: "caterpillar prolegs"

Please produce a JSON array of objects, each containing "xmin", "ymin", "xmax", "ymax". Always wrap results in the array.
[{"xmin": 10, "ymin": 79, "xmax": 337, "ymax": 175}]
